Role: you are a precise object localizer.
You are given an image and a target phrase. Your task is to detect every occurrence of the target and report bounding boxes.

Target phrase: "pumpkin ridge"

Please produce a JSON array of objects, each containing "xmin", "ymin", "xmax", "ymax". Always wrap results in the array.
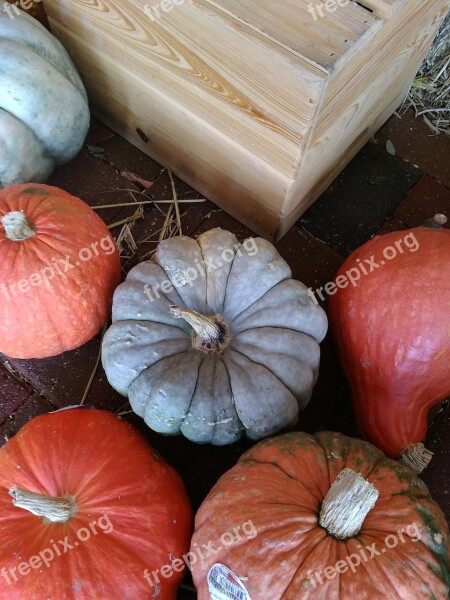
[
  {"xmin": 0, "ymin": 41, "xmax": 88, "ymax": 163},
  {"xmin": 229, "ymin": 343, "xmax": 311, "ymax": 401},
  {"xmin": 197, "ymin": 228, "xmax": 237, "ymax": 314},
  {"xmin": 134, "ymin": 352, "xmax": 203, "ymax": 432},
  {"xmin": 239, "ymin": 455, "xmax": 324, "ymax": 505},
  {"xmin": 228, "ymin": 346, "xmax": 294, "ymax": 391},
  {"xmin": 223, "ymin": 349, "xmax": 298, "ymax": 437},
  {"xmin": 227, "ymin": 275, "xmax": 292, "ymax": 325},
  {"xmin": 181, "ymin": 353, "xmax": 206, "ymax": 431},
  {"xmin": 218, "ymin": 354, "xmax": 244, "ymax": 433},
  {"xmin": 209, "ymin": 355, "xmax": 240, "ymax": 442}
]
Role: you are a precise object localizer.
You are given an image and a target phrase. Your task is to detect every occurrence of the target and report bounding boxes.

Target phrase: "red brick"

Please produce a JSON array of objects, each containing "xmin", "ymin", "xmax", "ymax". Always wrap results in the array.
[
  {"xmin": 0, "ymin": 362, "xmax": 32, "ymax": 424},
  {"xmin": 0, "ymin": 394, "xmax": 55, "ymax": 446},
  {"xmin": 394, "ymin": 175, "xmax": 450, "ymax": 228},
  {"xmin": 375, "ymin": 109, "xmax": 450, "ymax": 187}
]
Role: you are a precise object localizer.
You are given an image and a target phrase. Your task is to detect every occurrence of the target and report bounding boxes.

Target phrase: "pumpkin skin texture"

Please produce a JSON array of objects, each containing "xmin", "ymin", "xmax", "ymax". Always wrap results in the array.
[
  {"xmin": 0, "ymin": 408, "xmax": 193, "ymax": 600},
  {"xmin": 328, "ymin": 226, "xmax": 450, "ymax": 461},
  {"xmin": 191, "ymin": 431, "xmax": 450, "ymax": 600},
  {"xmin": 102, "ymin": 228, "xmax": 328, "ymax": 445},
  {"xmin": 0, "ymin": 10, "xmax": 89, "ymax": 187},
  {"xmin": 0, "ymin": 184, "xmax": 121, "ymax": 359}
]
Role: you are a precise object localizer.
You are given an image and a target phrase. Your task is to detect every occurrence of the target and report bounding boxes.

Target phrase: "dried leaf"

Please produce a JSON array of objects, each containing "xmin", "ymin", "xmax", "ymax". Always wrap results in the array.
[
  {"xmin": 86, "ymin": 144, "xmax": 105, "ymax": 156},
  {"xmin": 120, "ymin": 171, "xmax": 155, "ymax": 189},
  {"xmin": 386, "ymin": 140, "xmax": 396, "ymax": 156}
]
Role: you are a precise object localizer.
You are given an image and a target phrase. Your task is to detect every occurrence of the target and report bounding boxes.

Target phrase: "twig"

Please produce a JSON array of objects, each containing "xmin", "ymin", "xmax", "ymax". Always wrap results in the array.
[
  {"xmin": 80, "ymin": 324, "xmax": 107, "ymax": 405},
  {"xmin": 168, "ymin": 169, "xmax": 182, "ymax": 236},
  {"xmin": 92, "ymin": 199, "xmax": 205, "ymax": 210},
  {"xmin": 108, "ymin": 212, "xmax": 143, "ymax": 230}
]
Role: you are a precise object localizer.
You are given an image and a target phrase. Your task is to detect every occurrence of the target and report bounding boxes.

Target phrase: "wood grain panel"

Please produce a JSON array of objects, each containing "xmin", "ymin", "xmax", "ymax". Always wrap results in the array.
[
  {"xmin": 48, "ymin": 20, "xmax": 290, "ymax": 237},
  {"xmin": 204, "ymin": 0, "xmax": 379, "ymax": 70},
  {"xmin": 358, "ymin": 0, "xmax": 407, "ymax": 19},
  {"xmin": 45, "ymin": 0, "xmax": 327, "ymax": 177}
]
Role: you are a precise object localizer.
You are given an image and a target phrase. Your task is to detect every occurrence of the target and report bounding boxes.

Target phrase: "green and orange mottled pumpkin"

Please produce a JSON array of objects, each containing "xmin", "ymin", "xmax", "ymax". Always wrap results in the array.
[{"xmin": 191, "ymin": 431, "xmax": 450, "ymax": 599}]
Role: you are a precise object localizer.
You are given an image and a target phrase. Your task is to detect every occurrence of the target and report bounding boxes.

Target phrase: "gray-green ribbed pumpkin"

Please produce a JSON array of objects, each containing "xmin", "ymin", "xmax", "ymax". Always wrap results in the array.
[
  {"xmin": 0, "ymin": 10, "xmax": 89, "ymax": 187},
  {"xmin": 102, "ymin": 228, "xmax": 328, "ymax": 445}
]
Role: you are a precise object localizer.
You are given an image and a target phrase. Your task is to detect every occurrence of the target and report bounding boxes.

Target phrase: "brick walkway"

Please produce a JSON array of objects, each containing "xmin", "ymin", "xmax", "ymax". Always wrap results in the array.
[{"xmin": 1, "ymin": 108, "xmax": 449, "ymax": 598}]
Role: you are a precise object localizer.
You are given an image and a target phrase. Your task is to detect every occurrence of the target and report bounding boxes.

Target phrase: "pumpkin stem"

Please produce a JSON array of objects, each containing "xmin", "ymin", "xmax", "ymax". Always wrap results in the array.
[
  {"xmin": 9, "ymin": 487, "xmax": 77, "ymax": 524},
  {"xmin": 400, "ymin": 442, "xmax": 433, "ymax": 474},
  {"xmin": 2, "ymin": 211, "xmax": 36, "ymax": 241},
  {"xmin": 169, "ymin": 305, "xmax": 229, "ymax": 352},
  {"xmin": 319, "ymin": 468, "xmax": 379, "ymax": 539},
  {"xmin": 425, "ymin": 214, "xmax": 447, "ymax": 228}
]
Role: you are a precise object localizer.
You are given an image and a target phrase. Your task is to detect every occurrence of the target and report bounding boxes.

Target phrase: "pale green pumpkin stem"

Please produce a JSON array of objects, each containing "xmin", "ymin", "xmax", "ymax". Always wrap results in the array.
[
  {"xmin": 319, "ymin": 468, "xmax": 379, "ymax": 539},
  {"xmin": 9, "ymin": 487, "xmax": 77, "ymax": 524},
  {"xmin": 400, "ymin": 443, "xmax": 433, "ymax": 474},
  {"xmin": 425, "ymin": 214, "xmax": 448, "ymax": 229},
  {"xmin": 2, "ymin": 211, "xmax": 36, "ymax": 241},
  {"xmin": 169, "ymin": 305, "xmax": 229, "ymax": 352}
]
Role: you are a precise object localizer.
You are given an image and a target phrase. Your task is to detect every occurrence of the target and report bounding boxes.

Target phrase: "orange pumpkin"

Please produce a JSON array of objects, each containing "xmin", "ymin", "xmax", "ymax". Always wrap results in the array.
[
  {"xmin": 191, "ymin": 431, "xmax": 449, "ymax": 599},
  {"xmin": 328, "ymin": 225, "xmax": 450, "ymax": 470},
  {"xmin": 0, "ymin": 184, "xmax": 121, "ymax": 358},
  {"xmin": 0, "ymin": 408, "xmax": 193, "ymax": 599}
]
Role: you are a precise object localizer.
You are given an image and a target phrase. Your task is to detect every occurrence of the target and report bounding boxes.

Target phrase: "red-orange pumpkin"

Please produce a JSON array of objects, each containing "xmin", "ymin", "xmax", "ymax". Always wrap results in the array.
[
  {"xmin": 191, "ymin": 431, "xmax": 450, "ymax": 599},
  {"xmin": 0, "ymin": 408, "xmax": 193, "ymax": 600},
  {"xmin": 0, "ymin": 184, "xmax": 121, "ymax": 359},
  {"xmin": 328, "ymin": 225, "xmax": 450, "ymax": 469}
]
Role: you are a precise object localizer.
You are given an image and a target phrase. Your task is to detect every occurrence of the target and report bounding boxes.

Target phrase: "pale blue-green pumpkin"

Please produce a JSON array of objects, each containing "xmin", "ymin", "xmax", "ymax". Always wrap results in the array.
[
  {"xmin": 0, "ymin": 10, "xmax": 89, "ymax": 187},
  {"xmin": 102, "ymin": 229, "xmax": 328, "ymax": 445}
]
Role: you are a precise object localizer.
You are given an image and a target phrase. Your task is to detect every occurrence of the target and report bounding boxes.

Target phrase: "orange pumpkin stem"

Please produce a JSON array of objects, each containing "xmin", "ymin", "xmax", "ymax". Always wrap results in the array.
[
  {"xmin": 169, "ymin": 305, "xmax": 229, "ymax": 352},
  {"xmin": 9, "ymin": 487, "xmax": 77, "ymax": 524},
  {"xmin": 319, "ymin": 468, "xmax": 379, "ymax": 539},
  {"xmin": 400, "ymin": 442, "xmax": 434, "ymax": 474},
  {"xmin": 2, "ymin": 211, "xmax": 36, "ymax": 241}
]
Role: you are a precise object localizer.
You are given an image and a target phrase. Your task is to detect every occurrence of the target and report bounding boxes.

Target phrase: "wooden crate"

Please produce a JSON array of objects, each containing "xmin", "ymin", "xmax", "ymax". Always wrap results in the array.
[{"xmin": 43, "ymin": 0, "xmax": 449, "ymax": 240}]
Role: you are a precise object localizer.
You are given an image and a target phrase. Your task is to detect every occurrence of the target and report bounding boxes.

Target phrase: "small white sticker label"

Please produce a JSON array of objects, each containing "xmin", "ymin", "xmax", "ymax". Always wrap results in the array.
[{"xmin": 208, "ymin": 563, "xmax": 251, "ymax": 600}]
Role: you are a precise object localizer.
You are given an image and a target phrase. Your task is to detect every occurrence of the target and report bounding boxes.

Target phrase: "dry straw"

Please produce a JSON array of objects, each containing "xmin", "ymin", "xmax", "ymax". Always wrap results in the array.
[{"xmin": 400, "ymin": 11, "xmax": 450, "ymax": 136}]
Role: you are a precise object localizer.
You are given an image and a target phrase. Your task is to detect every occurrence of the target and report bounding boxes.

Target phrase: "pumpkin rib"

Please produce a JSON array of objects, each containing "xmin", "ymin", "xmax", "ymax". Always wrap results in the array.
[
  {"xmin": 222, "ymin": 239, "xmax": 292, "ymax": 322},
  {"xmin": 197, "ymin": 228, "xmax": 238, "ymax": 314},
  {"xmin": 180, "ymin": 355, "xmax": 244, "ymax": 444},
  {"xmin": 230, "ymin": 279, "xmax": 328, "ymax": 343},
  {"xmin": 0, "ymin": 41, "xmax": 88, "ymax": 163},
  {"xmin": 0, "ymin": 10, "xmax": 87, "ymax": 101},
  {"xmin": 0, "ymin": 109, "xmax": 54, "ymax": 186},
  {"xmin": 342, "ymin": 537, "xmax": 400, "ymax": 599},
  {"xmin": 223, "ymin": 350, "xmax": 298, "ymax": 439},
  {"xmin": 239, "ymin": 455, "xmax": 323, "ymax": 503},
  {"xmin": 132, "ymin": 352, "xmax": 203, "ymax": 434},
  {"xmin": 229, "ymin": 343, "xmax": 314, "ymax": 404}
]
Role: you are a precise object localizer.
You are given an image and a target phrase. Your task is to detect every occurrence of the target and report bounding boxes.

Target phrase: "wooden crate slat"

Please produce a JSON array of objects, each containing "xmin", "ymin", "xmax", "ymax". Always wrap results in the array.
[
  {"xmin": 357, "ymin": 0, "xmax": 407, "ymax": 20},
  {"xmin": 202, "ymin": 0, "xmax": 380, "ymax": 70}
]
